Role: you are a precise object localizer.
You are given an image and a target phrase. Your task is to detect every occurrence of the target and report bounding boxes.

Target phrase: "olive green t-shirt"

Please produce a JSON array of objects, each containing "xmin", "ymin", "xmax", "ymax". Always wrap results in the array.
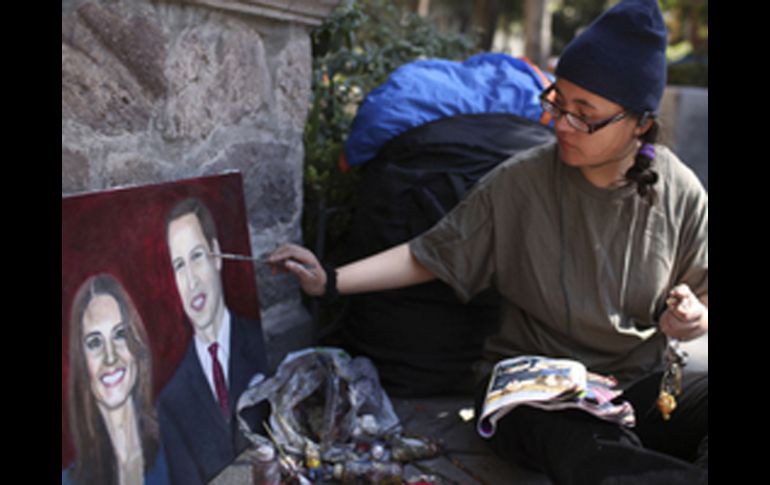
[{"xmin": 409, "ymin": 141, "xmax": 708, "ymax": 387}]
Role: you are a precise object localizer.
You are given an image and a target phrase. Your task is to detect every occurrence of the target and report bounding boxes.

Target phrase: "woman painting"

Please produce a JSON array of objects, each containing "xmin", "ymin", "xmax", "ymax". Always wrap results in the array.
[
  {"xmin": 64, "ymin": 273, "xmax": 168, "ymax": 485},
  {"xmin": 269, "ymin": 1, "xmax": 707, "ymax": 483}
]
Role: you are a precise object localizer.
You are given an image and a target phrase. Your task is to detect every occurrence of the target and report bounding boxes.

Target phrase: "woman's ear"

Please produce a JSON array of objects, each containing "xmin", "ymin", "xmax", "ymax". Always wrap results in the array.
[{"xmin": 635, "ymin": 112, "xmax": 654, "ymax": 137}]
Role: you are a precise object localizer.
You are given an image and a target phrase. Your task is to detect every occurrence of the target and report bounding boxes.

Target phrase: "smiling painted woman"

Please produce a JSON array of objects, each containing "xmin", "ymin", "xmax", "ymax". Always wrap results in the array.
[{"xmin": 65, "ymin": 273, "xmax": 168, "ymax": 485}]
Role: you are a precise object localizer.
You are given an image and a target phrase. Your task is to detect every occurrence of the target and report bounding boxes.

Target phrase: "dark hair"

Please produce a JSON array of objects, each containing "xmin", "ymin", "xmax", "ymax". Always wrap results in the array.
[
  {"xmin": 625, "ymin": 117, "xmax": 660, "ymax": 204},
  {"xmin": 165, "ymin": 197, "xmax": 218, "ymax": 247},
  {"xmin": 68, "ymin": 274, "xmax": 159, "ymax": 484}
]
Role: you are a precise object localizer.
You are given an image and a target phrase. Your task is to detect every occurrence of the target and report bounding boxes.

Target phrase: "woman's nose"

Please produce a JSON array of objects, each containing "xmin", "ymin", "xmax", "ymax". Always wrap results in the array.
[
  {"xmin": 104, "ymin": 338, "xmax": 118, "ymax": 366},
  {"xmin": 554, "ymin": 112, "xmax": 576, "ymax": 134}
]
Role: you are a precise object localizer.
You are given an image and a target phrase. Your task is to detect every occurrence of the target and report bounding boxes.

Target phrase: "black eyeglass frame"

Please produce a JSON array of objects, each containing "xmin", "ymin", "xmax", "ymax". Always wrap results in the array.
[{"xmin": 539, "ymin": 84, "xmax": 630, "ymax": 134}]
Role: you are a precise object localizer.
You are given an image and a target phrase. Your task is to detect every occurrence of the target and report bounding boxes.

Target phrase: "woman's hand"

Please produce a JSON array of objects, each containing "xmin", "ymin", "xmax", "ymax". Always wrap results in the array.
[
  {"xmin": 269, "ymin": 241, "xmax": 435, "ymax": 298},
  {"xmin": 268, "ymin": 244, "xmax": 327, "ymax": 297},
  {"xmin": 659, "ymin": 284, "xmax": 708, "ymax": 341}
]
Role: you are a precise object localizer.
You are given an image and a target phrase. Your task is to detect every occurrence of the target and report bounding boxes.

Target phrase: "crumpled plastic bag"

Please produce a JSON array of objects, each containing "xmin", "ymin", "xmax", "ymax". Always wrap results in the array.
[{"xmin": 237, "ymin": 347, "xmax": 401, "ymax": 459}]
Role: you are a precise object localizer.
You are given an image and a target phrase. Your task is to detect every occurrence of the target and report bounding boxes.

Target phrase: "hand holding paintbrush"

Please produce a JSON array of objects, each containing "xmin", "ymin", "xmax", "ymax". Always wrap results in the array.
[
  {"xmin": 209, "ymin": 245, "xmax": 327, "ymax": 297},
  {"xmin": 209, "ymin": 250, "xmax": 316, "ymax": 271},
  {"xmin": 267, "ymin": 244, "xmax": 328, "ymax": 297}
]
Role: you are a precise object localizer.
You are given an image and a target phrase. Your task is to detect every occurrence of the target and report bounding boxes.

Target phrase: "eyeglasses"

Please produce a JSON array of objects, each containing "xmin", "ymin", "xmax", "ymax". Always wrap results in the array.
[{"xmin": 539, "ymin": 85, "xmax": 629, "ymax": 134}]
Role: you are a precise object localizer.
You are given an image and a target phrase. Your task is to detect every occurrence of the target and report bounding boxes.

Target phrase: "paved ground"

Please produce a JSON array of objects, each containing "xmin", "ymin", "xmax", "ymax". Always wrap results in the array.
[{"xmin": 393, "ymin": 395, "xmax": 551, "ymax": 484}]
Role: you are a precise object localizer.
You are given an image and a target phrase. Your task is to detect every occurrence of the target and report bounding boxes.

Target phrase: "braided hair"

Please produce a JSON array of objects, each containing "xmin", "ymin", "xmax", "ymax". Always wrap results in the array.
[{"xmin": 625, "ymin": 116, "xmax": 660, "ymax": 204}]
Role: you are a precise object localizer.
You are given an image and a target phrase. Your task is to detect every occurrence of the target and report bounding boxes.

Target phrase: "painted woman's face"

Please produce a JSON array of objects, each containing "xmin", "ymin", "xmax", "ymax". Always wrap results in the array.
[{"xmin": 82, "ymin": 294, "xmax": 138, "ymax": 411}]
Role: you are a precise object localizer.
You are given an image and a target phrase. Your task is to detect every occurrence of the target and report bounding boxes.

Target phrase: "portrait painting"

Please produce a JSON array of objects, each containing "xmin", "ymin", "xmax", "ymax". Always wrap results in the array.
[{"xmin": 62, "ymin": 172, "xmax": 267, "ymax": 484}]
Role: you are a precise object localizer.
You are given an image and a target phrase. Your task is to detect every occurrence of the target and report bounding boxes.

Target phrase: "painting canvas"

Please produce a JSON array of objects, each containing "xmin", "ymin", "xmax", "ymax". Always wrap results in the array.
[{"xmin": 61, "ymin": 172, "xmax": 265, "ymax": 483}]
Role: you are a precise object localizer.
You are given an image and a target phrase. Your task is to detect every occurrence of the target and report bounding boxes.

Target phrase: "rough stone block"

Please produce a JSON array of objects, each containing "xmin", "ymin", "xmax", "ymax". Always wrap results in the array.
[
  {"xmin": 229, "ymin": 141, "xmax": 298, "ymax": 227},
  {"xmin": 62, "ymin": 146, "xmax": 90, "ymax": 193},
  {"xmin": 62, "ymin": 39, "xmax": 154, "ymax": 134},
  {"xmin": 62, "ymin": 3, "xmax": 167, "ymax": 135},
  {"xmin": 201, "ymin": 140, "xmax": 300, "ymax": 232},
  {"xmin": 159, "ymin": 18, "xmax": 271, "ymax": 141},
  {"xmin": 273, "ymin": 28, "xmax": 312, "ymax": 131},
  {"xmin": 254, "ymin": 265, "xmax": 300, "ymax": 311},
  {"xmin": 97, "ymin": 154, "xmax": 166, "ymax": 188},
  {"xmin": 260, "ymin": 301, "xmax": 314, "ymax": 371},
  {"xmin": 76, "ymin": 3, "xmax": 168, "ymax": 99}
]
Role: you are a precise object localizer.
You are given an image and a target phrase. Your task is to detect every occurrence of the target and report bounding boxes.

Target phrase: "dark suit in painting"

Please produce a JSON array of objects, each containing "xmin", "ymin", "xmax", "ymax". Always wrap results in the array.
[{"xmin": 158, "ymin": 314, "xmax": 269, "ymax": 485}]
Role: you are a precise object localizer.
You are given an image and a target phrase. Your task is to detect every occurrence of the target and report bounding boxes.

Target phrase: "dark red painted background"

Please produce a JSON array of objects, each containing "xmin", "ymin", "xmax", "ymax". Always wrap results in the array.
[{"xmin": 61, "ymin": 173, "xmax": 260, "ymax": 469}]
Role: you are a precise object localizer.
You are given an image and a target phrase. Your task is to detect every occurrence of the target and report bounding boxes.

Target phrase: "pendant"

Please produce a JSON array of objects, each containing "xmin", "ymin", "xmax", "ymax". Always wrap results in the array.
[{"xmin": 657, "ymin": 338, "xmax": 687, "ymax": 421}]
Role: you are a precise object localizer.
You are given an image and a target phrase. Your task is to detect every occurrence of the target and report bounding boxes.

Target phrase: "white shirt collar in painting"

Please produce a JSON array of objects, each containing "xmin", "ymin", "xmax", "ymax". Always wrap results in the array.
[{"xmin": 194, "ymin": 307, "xmax": 232, "ymax": 400}]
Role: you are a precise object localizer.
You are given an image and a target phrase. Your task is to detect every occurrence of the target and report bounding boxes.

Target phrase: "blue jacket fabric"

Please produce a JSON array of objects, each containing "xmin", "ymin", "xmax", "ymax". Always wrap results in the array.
[{"xmin": 344, "ymin": 53, "xmax": 554, "ymax": 168}]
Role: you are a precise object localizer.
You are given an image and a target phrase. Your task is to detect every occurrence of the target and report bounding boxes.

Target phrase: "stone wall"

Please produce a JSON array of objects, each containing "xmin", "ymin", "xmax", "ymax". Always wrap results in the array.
[{"xmin": 62, "ymin": 0, "xmax": 339, "ymax": 368}]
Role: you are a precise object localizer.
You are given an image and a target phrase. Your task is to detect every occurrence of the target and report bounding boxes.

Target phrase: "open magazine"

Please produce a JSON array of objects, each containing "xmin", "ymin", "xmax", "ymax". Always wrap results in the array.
[{"xmin": 477, "ymin": 356, "xmax": 635, "ymax": 438}]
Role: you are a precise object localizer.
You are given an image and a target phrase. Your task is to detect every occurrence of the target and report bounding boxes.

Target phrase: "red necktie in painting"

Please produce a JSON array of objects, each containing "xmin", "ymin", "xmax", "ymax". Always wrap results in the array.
[{"xmin": 208, "ymin": 343, "xmax": 229, "ymax": 419}]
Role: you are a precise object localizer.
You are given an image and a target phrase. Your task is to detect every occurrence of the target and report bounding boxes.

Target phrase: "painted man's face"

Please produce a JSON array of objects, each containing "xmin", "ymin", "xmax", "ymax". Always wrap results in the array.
[
  {"xmin": 167, "ymin": 213, "xmax": 224, "ymax": 337},
  {"xmin": 82, "ymin": 294, "xmax": 138, "ymax": 410}
]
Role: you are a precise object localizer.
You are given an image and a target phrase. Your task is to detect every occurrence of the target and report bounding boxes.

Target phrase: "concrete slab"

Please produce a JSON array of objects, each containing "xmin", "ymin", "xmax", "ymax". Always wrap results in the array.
[{"xmin": 392, "ymin": 396, "xmax": 552, "ymax": 484}]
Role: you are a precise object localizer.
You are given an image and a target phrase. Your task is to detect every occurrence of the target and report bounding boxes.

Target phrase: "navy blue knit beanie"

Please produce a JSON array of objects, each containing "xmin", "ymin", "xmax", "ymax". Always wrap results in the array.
[{"xmin": 555, "ymin": 0, "xmax": 667, "ymax": 116}]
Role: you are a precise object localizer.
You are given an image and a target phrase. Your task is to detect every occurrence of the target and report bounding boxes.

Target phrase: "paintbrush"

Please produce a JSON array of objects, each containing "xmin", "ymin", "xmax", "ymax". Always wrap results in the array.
[{"xmin": 209, "ymin": 251, "xmax": 317, "ymax": 271}]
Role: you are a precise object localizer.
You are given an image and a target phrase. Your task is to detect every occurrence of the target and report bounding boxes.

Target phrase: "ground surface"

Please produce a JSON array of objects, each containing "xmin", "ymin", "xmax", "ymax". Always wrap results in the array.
[{"xmin": 393, "ymin": 395, "xmax": 551, "ymax": 484}]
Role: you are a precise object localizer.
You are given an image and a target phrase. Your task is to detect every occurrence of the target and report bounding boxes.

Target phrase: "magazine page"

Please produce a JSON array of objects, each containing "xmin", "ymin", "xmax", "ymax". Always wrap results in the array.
[
  {"xmin": 521, "ymin": 395, "xmax": 636, "ymax": 427},
  {"xmin": 477, "ymin": 356, "xmax": 586, "ymax": 438}
]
